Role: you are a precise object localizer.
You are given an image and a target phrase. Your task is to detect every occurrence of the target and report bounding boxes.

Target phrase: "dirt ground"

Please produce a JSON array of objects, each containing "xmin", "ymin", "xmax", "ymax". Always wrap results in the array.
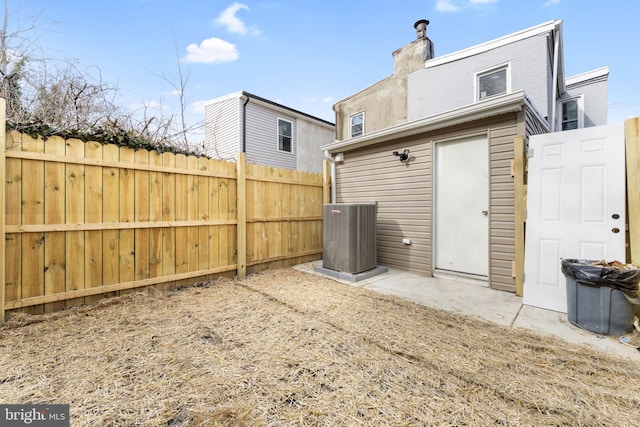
[{"xmin": 1, "ymin": 268, "xmax": 639, "ymax": 426}]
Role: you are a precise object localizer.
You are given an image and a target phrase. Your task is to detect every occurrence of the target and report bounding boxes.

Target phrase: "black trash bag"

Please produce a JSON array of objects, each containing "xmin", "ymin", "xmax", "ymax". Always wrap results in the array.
[{"xmin": 561, "ymin": 259, "xmax": 640, "ymax": 300}]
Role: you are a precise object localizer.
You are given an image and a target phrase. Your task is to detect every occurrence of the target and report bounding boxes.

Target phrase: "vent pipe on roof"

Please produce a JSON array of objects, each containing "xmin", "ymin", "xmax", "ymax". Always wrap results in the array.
[{"xmin": 414, "ymin": 19, "xmax": 429, "ymax": 39}]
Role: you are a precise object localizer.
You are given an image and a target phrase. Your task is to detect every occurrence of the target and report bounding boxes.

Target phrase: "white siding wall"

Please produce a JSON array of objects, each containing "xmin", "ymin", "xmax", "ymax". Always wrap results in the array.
[
  {"xmin": 563, "ymin": 77, "xmax": 608, "ymax": 127},
  {"xmin": 245, "ymin": 102, "xmax": 297, "ymax": 170},
  {"xmin": 204, "ymin": 97, "xmax": 241, "ymax": 161},
  {"xmin": 408, "ymin": 35, "xmax": 551, "ymax": 121}
]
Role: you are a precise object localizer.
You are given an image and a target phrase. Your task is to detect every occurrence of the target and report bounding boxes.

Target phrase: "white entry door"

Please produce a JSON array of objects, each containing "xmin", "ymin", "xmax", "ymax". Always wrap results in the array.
[
  {"xmin": 434, "ymin": 135, "xmax": 489, "ymax": 278},
  {"xmin": 523, "ymin": 123, "xmax": 626, "ymax": 313}
]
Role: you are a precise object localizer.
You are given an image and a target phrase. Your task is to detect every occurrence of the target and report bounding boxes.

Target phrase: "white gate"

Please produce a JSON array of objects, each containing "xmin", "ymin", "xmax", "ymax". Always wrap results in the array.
[{"xmin": 523, "ymin": 123, "xmax": 626, "ymax": 312}]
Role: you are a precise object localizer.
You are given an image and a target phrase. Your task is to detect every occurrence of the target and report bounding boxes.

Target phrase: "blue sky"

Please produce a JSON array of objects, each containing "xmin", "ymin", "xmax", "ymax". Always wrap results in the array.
[{"xmin": 14, "ymin": 0, "xmax": 640, "ymax": 142}]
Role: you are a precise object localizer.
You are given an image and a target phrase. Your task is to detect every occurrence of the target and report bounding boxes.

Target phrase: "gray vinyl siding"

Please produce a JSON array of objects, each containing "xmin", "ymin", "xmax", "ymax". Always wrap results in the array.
[
  {"xmin": 204, "ymin": 97, "xmax": 241, "ymax": 161},
  {"xmin": 488, "ymin": 118, "xmax": 519, "ymax": 292},
  {"xmin": 408, "ymin": 35, "xmax": 552, "ymax": 122},
  {"xmin": 336, "ymin": 137, "xmax": 432, "ymax": 275},
  {"xmin": 525, "ymin": 107, "xmax": 550, "ymax": 137},
  {"xmin": 335, "ymin": 114, "xmax": 521, "ymax": 291},
  {"xmin": 245, "ymin": 102, "xmax": 297, "ymax": 170}
]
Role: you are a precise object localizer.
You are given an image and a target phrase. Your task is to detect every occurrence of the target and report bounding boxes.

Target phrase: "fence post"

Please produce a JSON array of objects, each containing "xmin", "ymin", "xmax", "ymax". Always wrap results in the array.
[
  {"xmin": 625, "ymin": 118, "xmax": 640, "ymax": 265},
  {"xmin": 322, "ymin": 158, "xmax": 331, "ymax": 204},
  {"xmin": 0, "ymin": 99, "xmax": 5, "ymax": 324},
  {"xmin": 513, "ymin": 135, "xmax": 525, "ymax": 297},
  {"xmin": 236, "ymin": 152, "xmax": 247, "ymax": 279}
]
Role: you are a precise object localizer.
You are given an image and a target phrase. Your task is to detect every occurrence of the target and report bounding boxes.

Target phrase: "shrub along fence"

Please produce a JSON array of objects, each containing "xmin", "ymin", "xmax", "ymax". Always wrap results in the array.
[{"xmin": 0, "ymin": 106, "xmax": 327, "ymax": 323}]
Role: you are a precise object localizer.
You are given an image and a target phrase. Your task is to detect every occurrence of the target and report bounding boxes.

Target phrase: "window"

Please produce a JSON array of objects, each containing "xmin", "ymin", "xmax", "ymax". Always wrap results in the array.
[
  {"xmin": 557, "ymin": 96, "xmax": 584, "ymax": 131},
  {"xmin": 350, "ymin": 112, "xmax": 364, "ymax": 138},
  {"xmin": 277, "ymin": 118, "xmax": 292, "ymax": 152},
  {"xmin": 476, "ymin": 64, "xmax": 510, "ymax": 101}
]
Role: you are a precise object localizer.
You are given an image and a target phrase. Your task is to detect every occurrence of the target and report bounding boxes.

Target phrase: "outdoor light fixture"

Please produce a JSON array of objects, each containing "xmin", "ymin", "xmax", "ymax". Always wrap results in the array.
[{"xmin": 393, "ymin": 149, "xmax": 410, "ymax": 162}]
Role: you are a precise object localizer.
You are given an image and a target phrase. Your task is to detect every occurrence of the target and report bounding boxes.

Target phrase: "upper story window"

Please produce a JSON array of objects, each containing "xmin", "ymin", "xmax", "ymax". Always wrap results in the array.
[
  {"xmin": 277, "ymin": 118, "xmax": 293, "ymax": 152},
  {"xmin": 350, "ymin": 112, "xmax": 364, "ymax": 138},
  {"xmin": 476, "ymin": 64, "xmax": 511, "ymax": 101},
  {"xmin": 557, "ymin": 96, "xmax": 584, "ymax": 131}
]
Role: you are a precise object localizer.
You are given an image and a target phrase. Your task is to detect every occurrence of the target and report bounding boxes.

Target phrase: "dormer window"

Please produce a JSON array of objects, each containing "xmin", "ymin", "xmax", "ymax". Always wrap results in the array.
[
  {"xmin": 350, "ymin": 111, "xmax": 364, "ymax": 138},
  {"xmin": 476, "ymin": 64, "xmax": 511, "ymax": 101}
]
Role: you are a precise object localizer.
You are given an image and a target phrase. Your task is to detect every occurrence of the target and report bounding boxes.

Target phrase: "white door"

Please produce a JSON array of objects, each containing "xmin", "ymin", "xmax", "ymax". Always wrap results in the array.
[
  {"xmin": 523, "ymin": 123, "xmax": 626, "ymax": 313},
  {"xmin": 434, "ymin": 135, "xmax": 489, "ymax": 278}
]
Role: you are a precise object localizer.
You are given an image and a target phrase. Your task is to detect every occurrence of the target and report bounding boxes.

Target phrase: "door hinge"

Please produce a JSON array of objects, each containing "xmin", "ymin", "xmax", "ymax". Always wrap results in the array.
[{"xmin": 528, "ymin": 148, "xmax": 534, "ymax": 158}]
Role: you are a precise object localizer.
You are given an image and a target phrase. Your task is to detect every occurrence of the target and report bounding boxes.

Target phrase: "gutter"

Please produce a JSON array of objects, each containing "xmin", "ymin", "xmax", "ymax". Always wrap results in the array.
[
  {"xmin": 322, "ymin": 90, "xmax": 529, "ymax": 153},
  {"xmin": 241, "ymin": 94, "xmax": 250, "ymax": 153}
]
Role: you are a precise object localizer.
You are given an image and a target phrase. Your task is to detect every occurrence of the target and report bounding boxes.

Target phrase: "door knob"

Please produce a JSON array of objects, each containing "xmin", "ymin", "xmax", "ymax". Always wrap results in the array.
[{"xmin": 482, "ymin": 210, "xmax": 488, "ymax": 216}]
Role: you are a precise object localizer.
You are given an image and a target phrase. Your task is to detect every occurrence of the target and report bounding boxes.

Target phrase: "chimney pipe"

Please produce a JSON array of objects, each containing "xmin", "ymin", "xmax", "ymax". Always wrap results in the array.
[{"xmin": 414, "ymin": 19, "xmax": 429, "ymax": 39}]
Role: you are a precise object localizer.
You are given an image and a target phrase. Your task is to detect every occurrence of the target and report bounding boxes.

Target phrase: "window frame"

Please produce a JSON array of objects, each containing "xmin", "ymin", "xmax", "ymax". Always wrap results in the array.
[
  {"xmin": 475, "ymin": 63, "xmax": 511, "ymax": 102},
  {"xmin": 557, "ymin": 95, "xmax": 584, "ymax": 131},
  {"xmin": 277, "ymin": 117, "xmax": 293, "ymax": 153},
  {"xmin": 349, "ymin": 111, "xmax": 365, "ymax": 138}
]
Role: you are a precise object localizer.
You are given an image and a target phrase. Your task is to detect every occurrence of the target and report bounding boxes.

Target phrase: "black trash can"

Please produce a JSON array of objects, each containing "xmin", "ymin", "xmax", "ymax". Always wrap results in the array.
[{"xmin": 561, "ymin": 259, "xmax": 639, "ymax": 335}]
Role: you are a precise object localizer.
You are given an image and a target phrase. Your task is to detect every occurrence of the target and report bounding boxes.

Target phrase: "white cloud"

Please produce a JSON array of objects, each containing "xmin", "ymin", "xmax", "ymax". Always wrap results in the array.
[
  {"xmin": 435, "ymin": 0, "xmax": 499, "ymax": 12},
  {"xmin": 216, "ymin": 2, "xmax": 261, "ymax": 36},
  {"xmin": 322, "ymin": 97, "xmax": 333, "ymax": 103},
  {"xmin": 543, "ymin": 0, "xmax": 561, "ymax": 6},
  {"xmin": 435, "ymin": 0, "xmax": 461, "ymax": 12},
  {"xmin": 184, "ymin": 37, "xmax": 239, "ymax": 63}
]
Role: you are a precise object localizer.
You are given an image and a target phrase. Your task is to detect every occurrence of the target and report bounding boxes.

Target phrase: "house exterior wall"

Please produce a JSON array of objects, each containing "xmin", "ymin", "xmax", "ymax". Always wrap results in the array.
[
  {"xmin": 204, "ymin": 92, "xmax": 334, "ymax": 172},
  {"xmin": 334, "ymin": 114, "xmax": 521, "ymax": 291},
  {"xmin": 563, "ymin": 74, "xmax": 608, "ymax": 128},
  {"xmin": 408, "ymin": 35, "xmax": 552, "ymax": 122},
  {"xmin": 333, "ymin": 38, "xmax": 432, "ymax": 141},
  {"xmin": 245, "ymin": 101, "xmax": 297, "ymax": 170},
  {"xmin": 297, "ymin": 118, "xmax": 335, "ymax": 173},
  {"xmin": 204, "ymin": 97, "xmax": 241, "ymax": 161}
]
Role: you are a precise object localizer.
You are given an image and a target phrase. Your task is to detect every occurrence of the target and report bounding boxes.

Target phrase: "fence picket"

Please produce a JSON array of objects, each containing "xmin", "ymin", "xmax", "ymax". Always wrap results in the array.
[{"xmin": 2, "ymin": 130, "xmax": 324, "ymax": 319}]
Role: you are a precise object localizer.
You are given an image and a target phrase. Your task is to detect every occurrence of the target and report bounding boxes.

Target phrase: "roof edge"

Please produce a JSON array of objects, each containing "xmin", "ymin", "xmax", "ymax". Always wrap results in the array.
[
  {"xmin": 322, "ymin": 90, "xmax": 529, "ymax": 153},
  {"xmin": 565, "ymin": 66, "xmax": 609, "ymax": 86},
  {"xmin": 424, "ymin": 20, "xmax": 561, "ymax": 68},
  {"xmin": 203, "ymin": 90, "xmax": 335, "ymax": 128}
]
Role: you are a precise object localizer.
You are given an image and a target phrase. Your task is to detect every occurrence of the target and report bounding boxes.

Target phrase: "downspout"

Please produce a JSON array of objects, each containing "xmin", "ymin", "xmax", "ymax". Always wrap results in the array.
[
  {"xmin": 550, "ymin": 23, "xmax": 561, "ymax": 132},
  {"xmin": 324, "ymin": 150, "xmax": 337, "ymax": 203},
  {"xmin": 241, "ymin": 94, "xmax": 250, "ymax": 153}
]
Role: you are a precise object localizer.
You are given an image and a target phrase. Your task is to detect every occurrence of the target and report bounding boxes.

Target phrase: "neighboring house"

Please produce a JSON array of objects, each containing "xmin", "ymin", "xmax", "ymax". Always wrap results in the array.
[
  {"xmin": 204, "ymin": 91, "xmax": 335, "ymax": 173},
  {"xmin": 323, "ymin": 19, "xmax": 609, "ymax": 292}
]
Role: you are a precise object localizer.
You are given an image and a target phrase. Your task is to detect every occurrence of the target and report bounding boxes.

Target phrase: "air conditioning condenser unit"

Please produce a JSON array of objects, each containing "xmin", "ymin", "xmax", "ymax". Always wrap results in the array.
[{"xmin": 322, "ymin": 203, "xmax": 377, "ymax": 274}]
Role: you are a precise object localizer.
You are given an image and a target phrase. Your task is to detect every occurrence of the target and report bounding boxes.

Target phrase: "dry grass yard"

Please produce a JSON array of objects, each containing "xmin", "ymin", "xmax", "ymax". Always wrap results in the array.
[{"xmin": 1, "ymin": 268, "xmax": 639, "ymax": 426}]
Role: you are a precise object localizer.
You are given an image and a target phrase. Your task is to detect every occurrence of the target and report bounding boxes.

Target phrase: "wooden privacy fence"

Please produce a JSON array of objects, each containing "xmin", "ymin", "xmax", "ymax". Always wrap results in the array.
[{"xmin": 0, "ymin": 118, "xmax": 326, "ymax": 323}]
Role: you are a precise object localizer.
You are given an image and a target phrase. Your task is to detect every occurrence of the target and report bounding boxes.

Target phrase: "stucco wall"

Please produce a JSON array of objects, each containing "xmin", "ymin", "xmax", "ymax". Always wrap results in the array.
[
  {"xmin": 333, "ymin": 38, "xmax": 432, "ymax": 141},
  {"xmin": 297, "ymin": 119, "xmax": 335, "ymax": 174}
]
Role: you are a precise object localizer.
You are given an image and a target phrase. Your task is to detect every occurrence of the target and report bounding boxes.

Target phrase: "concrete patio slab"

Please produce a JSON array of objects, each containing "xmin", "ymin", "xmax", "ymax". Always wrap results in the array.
[{"xmin": 294, "ymin": 261, "xmax": 640, "ymax": 361}]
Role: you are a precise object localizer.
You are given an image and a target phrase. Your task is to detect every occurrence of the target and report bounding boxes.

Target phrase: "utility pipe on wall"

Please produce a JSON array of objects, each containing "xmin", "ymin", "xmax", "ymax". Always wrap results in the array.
[{"xmin": 324, "ymin": 150, "xmax": 337, "ymax": 203}]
